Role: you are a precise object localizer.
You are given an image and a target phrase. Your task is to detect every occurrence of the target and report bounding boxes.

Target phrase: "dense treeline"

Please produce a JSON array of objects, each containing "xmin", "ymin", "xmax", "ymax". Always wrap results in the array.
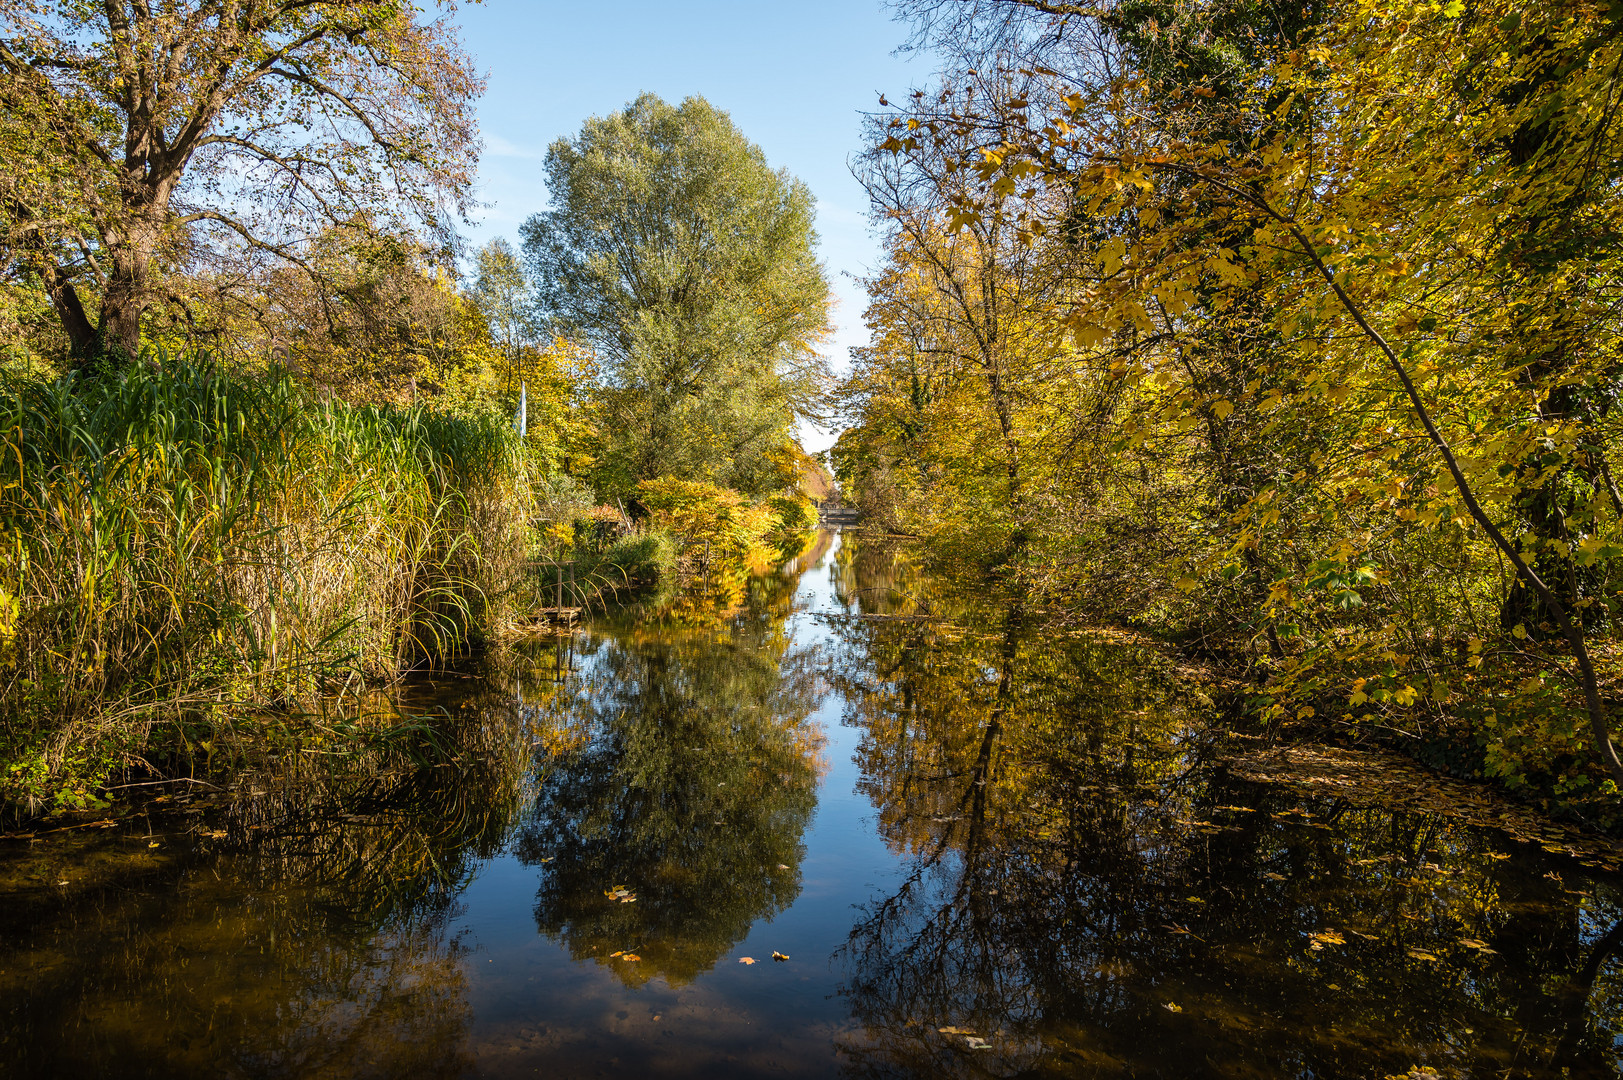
[{"xmin": 835, "ymin": 0, "xmax": 1623, "ymax": 818}]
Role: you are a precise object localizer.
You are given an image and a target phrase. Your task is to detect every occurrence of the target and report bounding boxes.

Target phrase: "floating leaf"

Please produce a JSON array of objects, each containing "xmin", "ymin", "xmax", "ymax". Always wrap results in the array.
[
  {"xmin": 738, "ymin": 957, "xmax": 756, "ymax": 965},
  {"xmin": 772, "ymin": 951, "xmax": 790, "ymax": 961},
  {"xmin": 1406, "ymin": 949, "xmax": 1439, "ymax": 961},
  {"xmin": 1163, "ymin": 1002, "xmax": 1183, "ymax": 1013}
]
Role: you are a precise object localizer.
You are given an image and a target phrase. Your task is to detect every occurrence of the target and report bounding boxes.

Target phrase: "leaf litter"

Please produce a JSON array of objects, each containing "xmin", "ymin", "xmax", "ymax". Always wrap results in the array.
[{"xmin": 1226, "ymin": 745, "xmax": 1623, "ymax": 871}]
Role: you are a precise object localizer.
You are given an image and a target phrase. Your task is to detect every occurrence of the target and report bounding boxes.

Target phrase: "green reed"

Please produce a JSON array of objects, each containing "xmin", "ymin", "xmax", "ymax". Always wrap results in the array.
[{"xmin": 0, "ymin": 357, "xmax": 537, "ymax": 814}]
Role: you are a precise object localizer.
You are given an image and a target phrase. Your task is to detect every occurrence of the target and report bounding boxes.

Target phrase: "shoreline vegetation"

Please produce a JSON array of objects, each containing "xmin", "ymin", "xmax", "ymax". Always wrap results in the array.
[
  {"xmin": 10, "ymin": 1, "xmax": 1623, "ymax": 853},
  {"xmin": 0, "ymin": 358, "xmax": 820, "ymax": 818}
]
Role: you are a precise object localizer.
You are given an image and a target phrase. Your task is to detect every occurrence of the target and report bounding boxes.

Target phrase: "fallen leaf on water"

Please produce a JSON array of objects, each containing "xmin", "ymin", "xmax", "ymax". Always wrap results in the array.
[
  {"xmin": 1263, "ymin": 872, "xmax": 1287, "ymax": 881},
  {"xmin": 1161, "ymin": 923, "xmax": 1204, "ymax": 940},
  {"xmin": 1310, "ymin": 930, "xmax": 1347, "ymax": 946},
  {"xmin": 610, "ymin": 950, "xmax": 624, "ymax": 958},
  {"xmin": 964, "ymin": 1036, "xmax": 992, "ymax": 1050},
  {"xmin": 738, "ymin": 957, "xmax": 756, "ymax": 965},
  {"xmin": 1163, "ymin": 1002, "xmax": 1183, "ymax": 1013},
  {"xmin": 147, "ymin": 842, "xmax": 160, "ymax": 848},
  {"xmin": 772, "ymin": 951, "xmax": 789, "ymax": 961},
  {"xmin": 938, "ymin": 1026, "xmax": 975, "ymax": 1035},
  {"xmin": 1406, "ymin": 949, "xmax": 1439, "ymax": 961},
  {"xmin": 622, "ymin": 954, "xmax": 641, "ymax": 962}
]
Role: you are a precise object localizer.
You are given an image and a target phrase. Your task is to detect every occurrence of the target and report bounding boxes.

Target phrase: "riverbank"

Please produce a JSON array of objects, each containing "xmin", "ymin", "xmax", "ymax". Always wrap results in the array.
[
  {"xmin": 0, "ymin": 361, "xmax": 539, "ymax": 816},
  {"xmin": 0, "ymin": 363, "xmax": 822, "ymax": 820}
]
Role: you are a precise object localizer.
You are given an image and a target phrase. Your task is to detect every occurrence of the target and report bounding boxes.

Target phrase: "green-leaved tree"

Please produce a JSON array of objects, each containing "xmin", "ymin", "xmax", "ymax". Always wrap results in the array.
[{"xmin": 520, "ymin": 93, "xmax": 831, "ymax": 499}]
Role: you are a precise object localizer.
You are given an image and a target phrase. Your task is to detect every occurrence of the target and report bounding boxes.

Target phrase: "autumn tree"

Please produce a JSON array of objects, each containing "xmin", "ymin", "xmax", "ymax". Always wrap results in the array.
[
  {"xmin": 0, "ymin": 0, "xmax": 482, "ymax": 366},
  {"xmin": 520, "ymin": 93, "xmax": 832, "ymax": 499},
  {"xmin": 878, "ymin": 0, "xmax": 1623, "ymax": 791}
]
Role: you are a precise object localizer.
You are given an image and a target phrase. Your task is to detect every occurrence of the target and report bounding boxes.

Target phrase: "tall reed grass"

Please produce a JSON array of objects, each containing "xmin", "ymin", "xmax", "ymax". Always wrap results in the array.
[{"xmin": 0, "ymin": 358, "xmax": 537, "ymax": 814}]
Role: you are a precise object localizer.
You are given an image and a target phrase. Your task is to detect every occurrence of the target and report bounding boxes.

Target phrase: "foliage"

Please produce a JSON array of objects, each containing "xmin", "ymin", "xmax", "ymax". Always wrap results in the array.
[
  {"xmin": 468, "ymin": 237, "xmax": 537, "ymax": 388},
  {"xmin": 0, "ymin": 355, "xmax": 538, "ymax": 813},
  {"xmin": 766, "ymin": 492, "xmax": 818, "ymax": 538},
  {"xmin": 638, "ymin": 477, "xmax": 812, "ymax": 572},
  {"xmin": 0, "ymin": 0, "xmax": 482, "ymax": 365},
  {"xmin": 838, "ymin": 0, "xmax": 1623, "ymax": 814},
  {"xmin": 521, "ymin": 93, "xmax": 832, "ymax": 498}
]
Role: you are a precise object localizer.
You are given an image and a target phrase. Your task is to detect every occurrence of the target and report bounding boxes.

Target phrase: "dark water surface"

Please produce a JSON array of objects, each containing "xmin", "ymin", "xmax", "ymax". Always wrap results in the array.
[{"xmin": 5, "ymin": 532, "xmax": 1623, "ymax": 1078}]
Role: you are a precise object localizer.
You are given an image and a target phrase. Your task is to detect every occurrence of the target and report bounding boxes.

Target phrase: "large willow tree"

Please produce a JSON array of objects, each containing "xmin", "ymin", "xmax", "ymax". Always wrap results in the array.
[{"xmin": 521, "ymin": 93, "xmax": 832, "ymax": 499}]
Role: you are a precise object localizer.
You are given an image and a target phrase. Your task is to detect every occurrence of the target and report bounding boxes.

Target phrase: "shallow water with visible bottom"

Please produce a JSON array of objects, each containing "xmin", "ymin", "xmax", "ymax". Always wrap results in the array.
[{"xmin": 4, "ymin": 532, "xmax": 1623, "ymax": 1078}]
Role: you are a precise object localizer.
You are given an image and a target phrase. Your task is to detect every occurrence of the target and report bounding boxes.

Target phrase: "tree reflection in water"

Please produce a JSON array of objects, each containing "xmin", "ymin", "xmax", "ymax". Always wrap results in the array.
[
  {"xmin": 826, "ymin": 538, "xmax": 1623, "ymax": 1079},
  {"xmin": 515, "ymin": 566, "xmax": 826, "ymax": 987}
]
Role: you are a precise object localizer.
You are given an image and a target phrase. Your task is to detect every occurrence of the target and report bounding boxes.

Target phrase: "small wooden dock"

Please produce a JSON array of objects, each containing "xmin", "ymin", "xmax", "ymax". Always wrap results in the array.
[{"xmin": 521, "ymin": 557, "xmax": 584, "ymax": 631}]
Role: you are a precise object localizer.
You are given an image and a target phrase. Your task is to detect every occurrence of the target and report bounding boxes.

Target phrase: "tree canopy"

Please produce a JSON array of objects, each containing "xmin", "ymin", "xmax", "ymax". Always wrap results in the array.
[
  {"xmin": 521, "ymin": 93, "xmax": 832, "ymax": 499},
  {"xmin": 832, "ymin": 0, "xmax": 1623, "ymax": 801},
  {"xmin": 0, "ymin": 0, "xmax": 482, "ymax": 365}
]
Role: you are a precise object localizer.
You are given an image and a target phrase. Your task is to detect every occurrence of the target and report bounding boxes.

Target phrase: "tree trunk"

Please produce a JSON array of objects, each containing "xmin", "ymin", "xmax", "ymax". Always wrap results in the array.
[
  {"xmin": 94, "ymin": 225, "xmax": 155, "ymax": 366},
  {"xmin": 38, "ymin": 262, "xmax": 97, "ymax": 358},
  {"xmin": 95, "ymin": 290, "xmax": 145, "ymax": 366}
]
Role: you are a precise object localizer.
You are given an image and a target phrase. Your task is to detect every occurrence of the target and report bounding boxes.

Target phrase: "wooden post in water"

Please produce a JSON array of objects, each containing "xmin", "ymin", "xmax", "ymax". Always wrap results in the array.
[{"xmin": 555, "ymin": 563, "xmax": 563, "ymax": 610}]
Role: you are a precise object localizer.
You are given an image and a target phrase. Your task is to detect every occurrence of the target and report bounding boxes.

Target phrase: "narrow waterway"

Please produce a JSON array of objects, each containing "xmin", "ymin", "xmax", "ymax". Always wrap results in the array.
[{"xmin": 3, "ymin": 532, "xmax": 1623, "ymax": 1078}]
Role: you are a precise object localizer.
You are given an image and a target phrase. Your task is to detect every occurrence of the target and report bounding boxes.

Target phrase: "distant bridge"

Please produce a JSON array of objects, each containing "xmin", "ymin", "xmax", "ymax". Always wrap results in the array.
[{"xmin": 818, "ymin": 503, "xmax": 861, "ymax": 529}]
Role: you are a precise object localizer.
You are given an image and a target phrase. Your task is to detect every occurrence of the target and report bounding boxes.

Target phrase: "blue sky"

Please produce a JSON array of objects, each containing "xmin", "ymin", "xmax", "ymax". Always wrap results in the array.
[{"xmin": 453, "ymin": 0, "xmax": 930, "ymax": 449}]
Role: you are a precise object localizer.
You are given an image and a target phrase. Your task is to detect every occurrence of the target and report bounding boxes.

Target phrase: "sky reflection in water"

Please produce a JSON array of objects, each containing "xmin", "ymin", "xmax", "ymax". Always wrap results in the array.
[{"xmin": 3, "ymin": 532, "xmax": 1623, "ymax": 1078}]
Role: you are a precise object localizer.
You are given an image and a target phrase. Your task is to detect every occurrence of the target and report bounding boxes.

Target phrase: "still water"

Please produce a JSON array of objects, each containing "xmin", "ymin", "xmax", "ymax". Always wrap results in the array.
[{"xmin": 4, "ymin": 532, "xmax": 1623, "ymax": 1078}]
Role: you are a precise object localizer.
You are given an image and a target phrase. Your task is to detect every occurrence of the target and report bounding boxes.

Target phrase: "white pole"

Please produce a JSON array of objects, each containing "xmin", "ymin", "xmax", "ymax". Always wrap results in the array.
[{"xmin": 519, "ymin": 381, "xmax": 528, "ymax": 439}]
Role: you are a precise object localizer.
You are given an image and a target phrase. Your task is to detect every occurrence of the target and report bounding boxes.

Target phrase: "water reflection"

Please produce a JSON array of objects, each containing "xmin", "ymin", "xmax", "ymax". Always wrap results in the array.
[
  {"xmin": 825, "ymin": 537, "xmax": 1623, "ymax": 1078},
  {"xmin": 4, "ymin": 534, "xmax": 1623, "ymax": 1078},
  {"xmin": 0, "ymin": 708, "xmax": 518, "ymax": 1079},
  {"xmin": 514, "ymin": 567, "xmax": 825, "ymax": 986}
]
